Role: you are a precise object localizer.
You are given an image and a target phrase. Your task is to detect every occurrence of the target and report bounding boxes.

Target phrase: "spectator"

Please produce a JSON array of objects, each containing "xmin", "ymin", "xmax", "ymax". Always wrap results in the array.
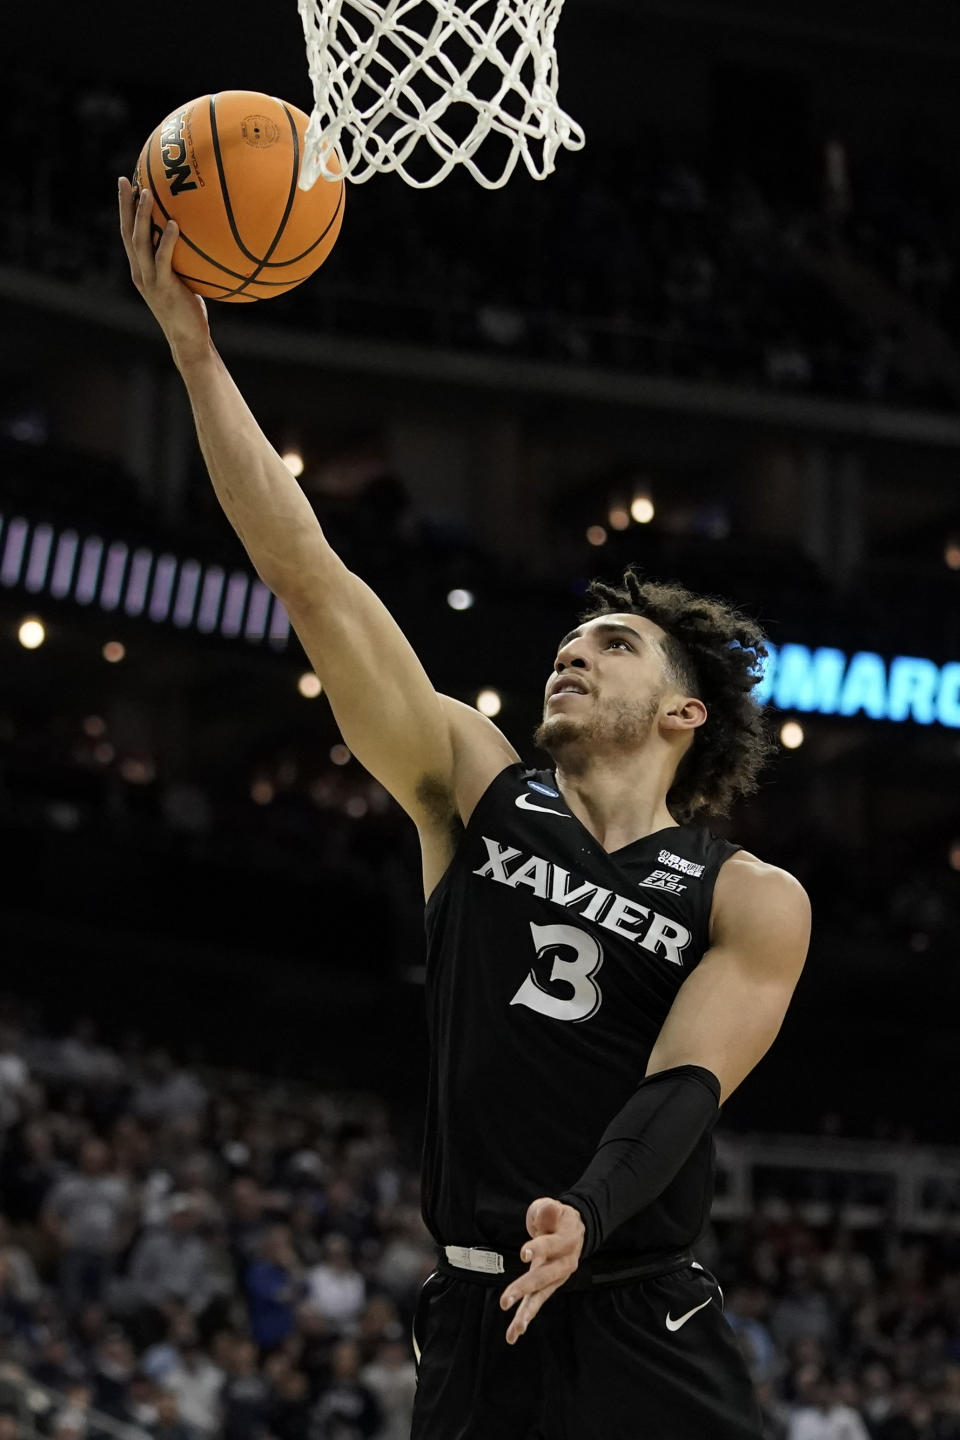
[
  {"xmin": 30, "ymin": 1333, "xmax": 89, "ymax": 1391},
  {"xmin": 359, "ymin": 1338, "xmax": 416, "ymax": 1440},
  {"xmin": 49, "ymin": 1384, "xmax": 93, "ymax": 1440},
  {"xmin": 309, "ymin": 1340, "xmax": 381, "ymax": 1440},
  {"xmin": 90, "ymin": 1325, "xmax": 137, "ymax": 1420},
  {"xmin": 42, "ymin": 1139, "xmax": 134, "ymax": 1310},
  {"xmin": 0, "ymin": 1216, "xmax": 41, "ymax": 1311},
  {"xmin": 245, "ymin": 1226, "xmax": 305, "ymax": 1353},
  {"xmin": 0, "ymin": 1026, "xmax": 30, "ymax": 1141},
  {"xmin": 786, "ymin": 1377, "xmax": 871, "ymax": 1439},
  {"xmin": 373, "ymin": 1209, "xmax": 433, "ymax": 1310},
  {"xmin": 132, "ymin": 1051, "xmax": 208, "ymax": 1128},
  {"xmin": 304, "ymin": 1237, "xmax": 365, "ymax": 1334},
  {"xmin": 162, "ymin": 1334, "xmax": 225, "ymax": 1438},
  {"xmin": 266, "ymin": 1363, "xmax": 311, "ymax": 1440},
  {"xmin": 316, "ymin": 1182, "xmax": 371, "ymax": 1251},
  {"xmin": 153, "ymin": 1390, "xmax": 198, "ymax": 1440},
  {"xmin": 817, "ymin": 1229, "xmax": 876, "ymax": 1307},
  {"xmin": 127, "ymin": 1193, "xmax": 228, "ymax": 1326},
  {"xmin": 728, "ymin": 1282, "xmax": 780, "ymax": 1380},
  {"xmin": 221, "ymin": 1339, "xmax": 271, "ymax": 1440},
  {"xmin": 225, "ymin": 1179, "xmax": 269, "ymax": 1282},
  {"xmin": 0, "ymin": 1120, "xmax": 62, "ymax": 1221},
  {"xmin": 127, "ymin": 1371, "xmax": 160, "ymax": 1430},
  {"xmin": 771, "ymin": 1259, "xmax": 838, "ymax": 1353}
]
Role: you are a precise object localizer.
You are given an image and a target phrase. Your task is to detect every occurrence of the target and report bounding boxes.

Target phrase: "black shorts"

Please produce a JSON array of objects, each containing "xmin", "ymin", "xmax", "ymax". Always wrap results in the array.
[{"xmin": 411, "ymin": 1254, "xmax": 763, "ymax": 1440}]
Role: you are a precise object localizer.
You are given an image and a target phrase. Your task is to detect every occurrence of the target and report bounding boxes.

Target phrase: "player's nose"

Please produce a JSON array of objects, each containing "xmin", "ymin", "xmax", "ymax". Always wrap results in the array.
[{"xmin": 554, "ymin": 641, "xmax": 589, "ymax": 672}]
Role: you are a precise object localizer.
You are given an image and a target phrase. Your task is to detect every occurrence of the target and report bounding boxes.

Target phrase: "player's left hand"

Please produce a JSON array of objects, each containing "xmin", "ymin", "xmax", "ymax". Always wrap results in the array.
[{"xmin": 499, "ymin": 1197, "xmax": 585, "ymax": 1344}]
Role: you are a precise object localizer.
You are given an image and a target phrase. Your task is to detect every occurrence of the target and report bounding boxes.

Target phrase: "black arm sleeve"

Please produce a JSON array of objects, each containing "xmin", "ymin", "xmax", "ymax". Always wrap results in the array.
[{"xmin": 557, "ymin": 1064, "xmax": 721, "ymax": 1259}]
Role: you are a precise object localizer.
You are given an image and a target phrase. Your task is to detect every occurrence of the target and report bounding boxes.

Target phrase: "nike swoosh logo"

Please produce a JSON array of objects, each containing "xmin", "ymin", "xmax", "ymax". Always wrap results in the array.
[
  {"xmin": 515, "ymin": 794, "xmax": 573, "ymax": 817},
  {"xmin": 665, "ymin": 1297, "xmax": 713, "ymax": 1332}
]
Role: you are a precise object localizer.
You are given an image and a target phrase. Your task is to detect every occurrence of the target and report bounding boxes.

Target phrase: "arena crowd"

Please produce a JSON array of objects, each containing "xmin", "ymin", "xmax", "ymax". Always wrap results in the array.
[{"xmin": 0, "ymin": 1011, "xmax": 958, "ymax": 1439}]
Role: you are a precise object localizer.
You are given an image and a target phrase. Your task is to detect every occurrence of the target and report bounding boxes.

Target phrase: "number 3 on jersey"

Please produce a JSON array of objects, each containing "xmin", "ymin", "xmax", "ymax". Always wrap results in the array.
[{"xmin": 509, "ymin": 921, "xmax": 604, "ymax": 1022}]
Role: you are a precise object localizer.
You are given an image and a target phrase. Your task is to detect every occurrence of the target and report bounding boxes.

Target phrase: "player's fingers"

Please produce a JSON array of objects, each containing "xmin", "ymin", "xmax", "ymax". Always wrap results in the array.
[
  {"xmin": 118, "ymin": 178, "xmax": 143, "ymax": 286},
  {"xmin": 118, "ymin": 177, "xmax": 135, "ymax": 247},
  {"xmin": 520, "ymin": 1234, "xmax": 567, "ymax": 1267},
  {"xmin": 526, "ymin": 1197, "xmax": 563, "ymax": 1235},
  {"xmin": 131, "ymin": 186, "xmax": 156, "ymax": 273},
  {"xmin": 505, "ymin": 1282, "xmax": 561, "ymax": 1344},
  {"xmin": 155, "ymin": 219, "xmax": 179, "ymax": 276},
  {"xmin": 500, "ymin": 1259, "xmax": 572, "ymax": 1310}
]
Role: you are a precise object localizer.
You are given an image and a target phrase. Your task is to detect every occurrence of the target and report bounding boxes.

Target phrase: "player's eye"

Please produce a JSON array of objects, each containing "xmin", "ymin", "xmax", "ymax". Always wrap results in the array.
[{"xmin": 606, "ymin": 638, "xmax": 631, "ymax": 650}]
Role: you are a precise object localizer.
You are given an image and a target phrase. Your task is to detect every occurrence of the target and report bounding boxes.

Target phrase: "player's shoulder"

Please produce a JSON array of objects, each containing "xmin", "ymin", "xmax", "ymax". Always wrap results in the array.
[
  {"xmin": 715, "ymin": 847, "xmax": 810, "ymax": 923},
  {"xmin": 431, "ymin": 694, "xmax": 521, "ymax": 825}
]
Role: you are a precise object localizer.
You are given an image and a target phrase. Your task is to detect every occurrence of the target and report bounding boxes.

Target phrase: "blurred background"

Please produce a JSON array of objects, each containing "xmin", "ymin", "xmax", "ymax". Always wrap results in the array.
[{"xmin": 1, "ymin": 0, "xmax": 959, "ymax": 1435}]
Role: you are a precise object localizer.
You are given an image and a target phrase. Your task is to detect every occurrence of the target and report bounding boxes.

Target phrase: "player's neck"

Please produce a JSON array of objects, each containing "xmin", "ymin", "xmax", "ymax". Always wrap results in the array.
[{"xmin": 552, "ymin": 749, "xmax": 679, "ymax": 852}]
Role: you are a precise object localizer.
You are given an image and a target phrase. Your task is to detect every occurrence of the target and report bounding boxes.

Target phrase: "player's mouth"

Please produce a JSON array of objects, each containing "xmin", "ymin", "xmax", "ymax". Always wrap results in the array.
[{"xmin": 549, "ymin": 678, "xmax": 591, "ymax": 701}]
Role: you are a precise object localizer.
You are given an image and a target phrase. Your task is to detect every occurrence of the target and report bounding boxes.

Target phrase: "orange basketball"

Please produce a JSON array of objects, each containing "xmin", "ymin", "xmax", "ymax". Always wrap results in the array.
[{"xmin": 133, "ymin": 90, "xmax": 344, "ymax": 303}]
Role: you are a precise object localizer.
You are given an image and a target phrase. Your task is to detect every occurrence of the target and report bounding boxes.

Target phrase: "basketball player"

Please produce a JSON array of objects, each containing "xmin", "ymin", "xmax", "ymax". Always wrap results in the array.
[{"xmin": 119, "ymin": 178, "xmax": 811, "ymax": 1439}]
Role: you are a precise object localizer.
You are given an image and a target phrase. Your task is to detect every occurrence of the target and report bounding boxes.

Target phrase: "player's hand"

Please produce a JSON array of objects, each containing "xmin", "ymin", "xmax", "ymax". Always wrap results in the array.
[
  {"xmin": 118, "ymin": 176, "xmax": 211, "ymax": 364},
  {"xmin": 499, "ymin": 1197, "xmax": 585, "ymax": 1345}
]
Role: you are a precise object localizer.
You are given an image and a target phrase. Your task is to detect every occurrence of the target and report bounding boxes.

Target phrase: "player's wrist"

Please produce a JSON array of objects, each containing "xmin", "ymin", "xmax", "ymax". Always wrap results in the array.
[
  {"xmin": 170, "ymin": 332, "xmax": 217, "ymax": 375},
  {"xmin": 557, "ymin": 1195, "xmax": 594, "ymax": 1256}
]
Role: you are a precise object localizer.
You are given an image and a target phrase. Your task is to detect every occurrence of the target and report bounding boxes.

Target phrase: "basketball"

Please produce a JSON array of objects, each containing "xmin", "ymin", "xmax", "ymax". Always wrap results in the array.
[{"xmin": 132, "ymin": 90, "xmax": 344, "ymax": 303}]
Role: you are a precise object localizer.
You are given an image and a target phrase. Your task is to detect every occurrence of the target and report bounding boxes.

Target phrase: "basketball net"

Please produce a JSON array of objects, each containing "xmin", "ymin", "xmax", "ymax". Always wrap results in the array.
[{"xmin": 296, "ymin": 0, "xmax": 585, "ymax": 190}]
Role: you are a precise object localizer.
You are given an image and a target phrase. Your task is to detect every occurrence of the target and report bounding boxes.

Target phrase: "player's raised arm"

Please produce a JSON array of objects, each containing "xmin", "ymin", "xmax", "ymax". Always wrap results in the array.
[{"xmin": 118, "ymin": 177, "xmax": 516, "ymax": 833}]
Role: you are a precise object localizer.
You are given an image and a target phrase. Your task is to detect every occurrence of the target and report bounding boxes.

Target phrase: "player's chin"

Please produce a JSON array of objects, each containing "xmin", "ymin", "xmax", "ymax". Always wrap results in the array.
[{"xmin": 533, "ymin": 714, "xmax": 583, "ymax": 751}]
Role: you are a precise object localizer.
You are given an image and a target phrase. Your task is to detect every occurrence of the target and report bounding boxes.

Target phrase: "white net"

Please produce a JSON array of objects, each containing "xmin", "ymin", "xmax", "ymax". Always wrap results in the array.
[{"xmin": 296, "ymin": 0, "xmax": 584, "ymax": 190}]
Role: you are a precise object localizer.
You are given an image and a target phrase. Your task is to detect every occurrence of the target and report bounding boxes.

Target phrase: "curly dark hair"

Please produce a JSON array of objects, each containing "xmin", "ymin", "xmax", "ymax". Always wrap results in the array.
[{"xmin": 580, "ymin": 567, "xmax": 775, "ymax": 824}]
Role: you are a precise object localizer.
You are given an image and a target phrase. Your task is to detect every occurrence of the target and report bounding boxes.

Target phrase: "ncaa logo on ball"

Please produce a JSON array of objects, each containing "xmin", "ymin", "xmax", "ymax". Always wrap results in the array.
[
  {"xmin": 241, "ymin": 115, "xmax": 280, "ymax": 149},
  {"xmin": 159, "ymin": 110, "xmax": 198, "ymax": 196}
]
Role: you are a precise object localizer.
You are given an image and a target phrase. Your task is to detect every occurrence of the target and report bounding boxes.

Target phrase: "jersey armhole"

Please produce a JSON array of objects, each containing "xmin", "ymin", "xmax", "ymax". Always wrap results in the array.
[
  {"xmin": 703, "ymin": 840, "xmax": 743, "ymax": 950},
  {"xmin": 424, "ymin": 761, "xmax": 527, "ymax": 925}
]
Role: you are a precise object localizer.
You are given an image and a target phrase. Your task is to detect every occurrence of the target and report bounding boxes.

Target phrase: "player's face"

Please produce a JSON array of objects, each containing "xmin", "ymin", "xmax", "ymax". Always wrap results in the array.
[{"xmin": 534, "ymin": 614, "xmax": 672, "ymax": 756}]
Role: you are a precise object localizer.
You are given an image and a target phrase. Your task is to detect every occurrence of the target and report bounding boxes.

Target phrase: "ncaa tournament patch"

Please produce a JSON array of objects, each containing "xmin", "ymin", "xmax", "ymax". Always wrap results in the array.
[{"xmin": 527, "ymin": 780, "xmax": 560, "ymax": 798}]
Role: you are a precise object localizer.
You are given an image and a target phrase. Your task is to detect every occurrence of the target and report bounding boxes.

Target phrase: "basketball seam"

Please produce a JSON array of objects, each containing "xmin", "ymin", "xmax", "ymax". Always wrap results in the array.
[
  {"xmin": 146, "ymin": 143, "xmax": 256, "ymax": 283},
  {"xmin": 266, "ymin": 179, "xmax": 344, "ymax": 267},
  {"xmin": 208, "ymin": 95, "xmax": 262, "ymax": 267},
  {"xmin": 207, "ymin": 98, "xmax": 301, "ymax": 297},
  {"xmin": 174, "ymin": 268, "xmax": 314, "ymax": 290}
]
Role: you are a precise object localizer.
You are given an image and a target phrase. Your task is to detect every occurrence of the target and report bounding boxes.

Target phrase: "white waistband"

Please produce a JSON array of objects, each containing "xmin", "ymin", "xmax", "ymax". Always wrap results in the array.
[{"xmin": 444, "ymin": 1245, "xmax": 505, "ymax": 1275}]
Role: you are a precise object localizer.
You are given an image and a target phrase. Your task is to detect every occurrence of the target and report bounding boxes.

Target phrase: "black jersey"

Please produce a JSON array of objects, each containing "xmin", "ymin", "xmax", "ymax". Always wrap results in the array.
[{"xmin": 421, "ymin": 763, "xmax": 740, "ymax": 1264}]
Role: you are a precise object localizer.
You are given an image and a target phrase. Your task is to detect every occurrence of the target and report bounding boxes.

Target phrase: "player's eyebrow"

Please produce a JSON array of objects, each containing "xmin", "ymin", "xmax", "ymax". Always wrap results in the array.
[{"xmin": 556, "ymin": 621, "xmax": 647, "ymax": 652}]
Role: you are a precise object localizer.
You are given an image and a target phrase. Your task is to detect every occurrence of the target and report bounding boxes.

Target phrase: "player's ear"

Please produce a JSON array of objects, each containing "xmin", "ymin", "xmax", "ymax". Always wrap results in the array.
[{"xmin": 661, "ymin": 697, "xmax": 707, "ymax": 733}]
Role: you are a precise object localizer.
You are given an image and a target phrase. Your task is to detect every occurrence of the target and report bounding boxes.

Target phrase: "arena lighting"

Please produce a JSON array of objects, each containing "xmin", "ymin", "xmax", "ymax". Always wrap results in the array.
[
  {"xmin": 102, "ymin": 641, "xmax": 126, "ymax": 664},
  {"xmin": 119, "ymin": 757, "xmax": 156, "ymax": 784},
  {"xmin": 446, "ymin": 588, "xmax": 474, "ymax": 610},
  {"xmin": 779, "ymin": 720, "xmax": 805, "ymax": 750},
  {"xmin": 630, "ymin": 496, "xmax": 655, "ymax": 525},
  {"xmin": 756, "ymin": 644, "xmax": 960, "ymax": 728},
  {"xmin": 298, "ymin": 672, "xmax": 322, "ymax": 698},
  {"xmin": 586, "ymin": 525, "xmax": 607, "ymax": 546},
  {"xmin": 330, "ymin": 743, "xmax": 351, "ymax": 765},
  {"xmin": 608, "ymin": 506, "xmax": 631, "ymax": 532},
  {"xmin": 281, "ymin": 450, "xmax": 305, "ymax": 477},
  {"xmin": 17, "ymin": 617, "xmax": 46, "ymax": 649},
  {"xmin": 946, "ymin": 540, "xmax": 960, "ymax": 571},
  {"xmin": 0, "ymin": 513, "xmax": 290, "ymax": 651},
  {"xmin": 476, "ymin": 688, "xmax": 502, "ymax": 717}
]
